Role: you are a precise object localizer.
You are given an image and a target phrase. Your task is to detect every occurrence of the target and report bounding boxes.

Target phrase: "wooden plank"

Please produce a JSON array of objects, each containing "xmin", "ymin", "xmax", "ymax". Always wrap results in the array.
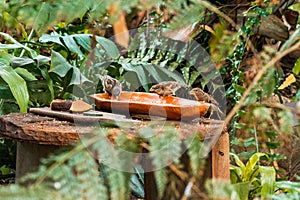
[{"xmin": 29, "ymin": 107, "xmax": 141, "ymax": 124}]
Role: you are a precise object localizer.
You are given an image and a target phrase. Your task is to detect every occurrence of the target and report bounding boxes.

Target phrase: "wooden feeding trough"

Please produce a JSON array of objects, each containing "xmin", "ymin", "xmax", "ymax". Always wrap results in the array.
[{"xmin": 91, "ymin": 92, "xmax": 210, "ymax": 121}]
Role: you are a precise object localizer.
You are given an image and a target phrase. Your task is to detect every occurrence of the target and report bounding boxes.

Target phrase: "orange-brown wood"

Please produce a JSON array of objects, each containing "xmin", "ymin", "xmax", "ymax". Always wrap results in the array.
[{"xmin": 212, "ymin": 132, "xmax": 230, "ymax": 181}]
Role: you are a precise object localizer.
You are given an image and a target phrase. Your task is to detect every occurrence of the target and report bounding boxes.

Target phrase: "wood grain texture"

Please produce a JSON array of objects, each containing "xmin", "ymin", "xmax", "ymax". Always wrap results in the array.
[{"xmin": 212, "ymin": 132, "xmax": 230, "ymax": 181}]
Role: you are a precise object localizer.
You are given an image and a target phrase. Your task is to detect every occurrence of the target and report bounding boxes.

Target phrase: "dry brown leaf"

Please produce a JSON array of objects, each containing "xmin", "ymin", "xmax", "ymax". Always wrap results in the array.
[
  {"xmin": 278, "ymin": 74, "xmax": 296, "ymax": 90},
  {"xmin": 70, "ymin": 100, "xmax": 92, "ymax": 113},
  {"xmin": 109, "ymin": 2, "xmax": 129, "ymax": 48}
]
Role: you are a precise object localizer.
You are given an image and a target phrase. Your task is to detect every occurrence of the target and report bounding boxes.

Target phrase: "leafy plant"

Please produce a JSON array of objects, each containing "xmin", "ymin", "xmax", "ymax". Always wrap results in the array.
[{"xmin": 230, "ymin": 152, "xmax": 276, "ymax": 199}]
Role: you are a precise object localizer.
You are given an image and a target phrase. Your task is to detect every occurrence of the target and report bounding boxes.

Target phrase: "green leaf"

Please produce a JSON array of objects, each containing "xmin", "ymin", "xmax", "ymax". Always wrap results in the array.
[
  {"xmin": 276, "ymin": 181, "xmax": 300, "ymax": 193},
  {"xmin": 245, "ymin": 152, "xmax": 267, "ymax": 181},
  {"xmin": 40, "ymin": 67, "xmax": 54, "ymax": 100},
  {"xmin": 154, "ymin": 169, "xmax": 167, "ymax": 198},
  {"xmin": 39, "ymin": 33, "xmax": 63, "ymax": 46},
  {"xmin": 61, "ymin": 35, "xmax": 83, "ymax": 57},
  {"xmin": 0, "ymin": 64, "xmax": 29, "ymax": 112},
  {"xmin": 50, "ymin": 51, "xmax": 73, "ymax": 76},
  {"xmin": 96, "ymin": 36, "xmax": 119, "ymax": 59},
  {"xmin": 33, "ymin": 55, "xmax": 51, "ymax": 66},
  {"xmin": 233, "ymin": 182, "xmax": 250, "ymax": 200},
  {"xmin": 14, "ymin": 68, "xmax": 37, "ymax": 81},
  {"xmin": 69, "ymin": 67, "xmax": 90, "ymax": 86},
  {"xmin": 0, "ymin": 165, "xmax": 10, "ymax": 175},
  {"xmin": 0, "ymin": 32, "xmax": 36, "ymax": 57},
  {"xmin": 230, "ymin": 166, "xmax": 242, "ymax": 183},
  {"xmin": 292, "ymin": 57, "xmax": 300, "ymax": 75},
  {"xmin": 184, "ymin": 135, "xmax": 205, "ymax": 175},
  {"xmin": 233, "ymin": 84, "xmax": 245, "ymax": 94},
  {"xmin": 121, "ymin": 62, "xmax": 149, "ymax": 91},
  {"xmin": 10, "ymin": 57, "xmax": 35, "ymax": 67},
  {"xmin": 260, "ymin": 166, "xmax": 275, "ymax": 197},
  {"xmin": 74, "ymin": 34, "xmax": 92, "ymax": 51},
  {"xmin": 230, "ymin": 152, "xmax": 246, "ymax": 171}
]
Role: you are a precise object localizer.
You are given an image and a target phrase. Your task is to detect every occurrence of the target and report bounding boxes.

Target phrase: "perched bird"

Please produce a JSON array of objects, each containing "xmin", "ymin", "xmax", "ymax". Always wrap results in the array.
[
  {"xmin": 97, "ymin": 74, "xmax": 122, "ymax": 99},
  {"xmin": 190, "ymin": 87, "xmax": 224, "ymax": 119},
  {"xmin": 150, "ymin": 81, "xmax": 188, "ymax": 97},
  {"xmin": 189, "ymin": 88, "xmax": 219, "ymax": 106}
]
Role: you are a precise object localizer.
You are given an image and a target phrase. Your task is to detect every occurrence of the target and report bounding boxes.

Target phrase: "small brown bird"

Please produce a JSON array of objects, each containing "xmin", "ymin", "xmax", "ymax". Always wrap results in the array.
[
  {"xmin": 190, "ymin": 87, "xmax": 224, "ymax": 119},
  {"xmin": 189, "ymin": 88, "xmax": 219, "ymax": 106},
  {"xmin": 150, "ymin": 81, "xmax": 187, "ymax": 97},
  {"xmin": 97, "ymin": 74, "xmax": 122, "ymax": 99}
]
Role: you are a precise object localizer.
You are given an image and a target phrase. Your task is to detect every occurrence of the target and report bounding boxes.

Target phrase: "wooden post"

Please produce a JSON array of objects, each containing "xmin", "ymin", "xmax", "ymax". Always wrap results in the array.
[
  {"xmin": 16, "ymin": 142, "xmax": 68, "ymax": 182},
  {"xmin": 212, "ymin": 132, "xmax": 230, "ymax": 181}
]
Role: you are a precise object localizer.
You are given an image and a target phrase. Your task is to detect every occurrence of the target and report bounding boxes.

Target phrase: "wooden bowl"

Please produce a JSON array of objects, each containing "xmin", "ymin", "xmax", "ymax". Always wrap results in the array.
[{"xmin": 90, "ymin": 92, "xmax": 210, "ymax": 121}]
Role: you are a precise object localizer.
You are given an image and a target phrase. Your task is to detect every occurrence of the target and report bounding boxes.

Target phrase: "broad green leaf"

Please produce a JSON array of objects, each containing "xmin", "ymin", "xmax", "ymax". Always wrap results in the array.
[
  {"xmin": 142, "ymin": 63, "xmax": 165, "ymax": 83},
  {"xmin": 74, "ymin": 34, "xmax": 92, "ymax": 51},
  {"xmin": 69, "ymin": 67, "xmax": 91, "ymax": 86},
  {"xmin": 10, "ymin": 57, "xmax": 35, "ymax": 67},
  {"xmin": 0, "ymin": 165, "xmax": 10, "ymax": 175},
  {"xmin": 50, "ymin": 51, "xmax": 73, "ymax": 76},
  {"xmin": 260, "ymin": 166, "xmax": 275, "ymax": 197},
  {"xmin": 245, "ymin": 152, "xmax": 267, "ymax": 181},
  {"xmin": 276, "ymin": 181, "xmax": 300, "ymax": 193},
  {"xmin": 233, "ymin": 182, "xmax": 250, "ymax": 200},
  {"xmin": 265, "ymin": 141, "xmax": 281, "ymax": 149},
  {"xmin": 121, "ymin": 62, "xmax": 149, "ymax": 91},
  {"xmin": 96, "ymin": 36, "xmax": 119, "ymax": 59},
  {"xmin": 270, "ymin": 192, "xmax": 300, "ymax": 200},
  {"xmin": 39, "ymin": 33, "xmax": 63, "ymax": 46},
  {"xmin": 0, "ymin": 64, "xmax": 29, "ymax": 112},
  {"xmin": 34, "ymin": 55, "xmax": 51, "ymax": 66},
  {"xmin": 0, "ymin": 44, "xmax": 23, "ymax": 49},
  {"xmin": 40, "ymin": 67, "xmax": 54, "ymax": 100},
  {"xmin": 0, "ymin": 32, "xmax": 36, "ymax": 57},
  {"xmin": 230, "ymin": 153, "xmax": 246, "ymax": 170},
  {"xmin": 230, "ymin": 165, "xmax": 242, "ymax": 183},
  {"xmin": 14, "ymin": 68, "xmax": 37, "ymax": 81},
  {"xmin": 61, "ymin": 35, "xmax": 83, "ymax": 56},
  {"xmin": 157, "ymin": 66, "xmax": 185, "ymax": 83}
]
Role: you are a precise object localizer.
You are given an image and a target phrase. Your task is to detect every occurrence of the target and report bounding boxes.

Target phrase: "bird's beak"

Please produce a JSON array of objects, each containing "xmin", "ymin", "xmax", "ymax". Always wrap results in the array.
[
  {"xmin": 189, "ymin": 90, "xmax": 195, "ymax": 95},
  {"xmin": 149, "ymin": 87, "xmax": 155, "ymax": 92}
]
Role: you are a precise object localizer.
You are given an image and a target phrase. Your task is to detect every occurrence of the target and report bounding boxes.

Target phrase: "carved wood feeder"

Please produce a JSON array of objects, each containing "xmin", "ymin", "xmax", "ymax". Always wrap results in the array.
[{"xmin": 91, "ymin": 92, "xmax": 210, "ymax": 121}]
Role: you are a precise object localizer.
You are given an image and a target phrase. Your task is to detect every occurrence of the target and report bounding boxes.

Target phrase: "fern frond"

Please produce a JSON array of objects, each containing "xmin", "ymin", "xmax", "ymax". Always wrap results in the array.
[
  {"xmin": 168, "ymin": 0, "xmax": 206, "ymax": 29},
  {"xmin": 184, "ymin": 135, "xmax": 206, "ymax": 175},
  {"xmin": 154, "ymin": 168, "xmax": 168, "ymax": 198},
  {"xmin": 104, "ymin": 166, "xmax": 131, "ymax": 200}
]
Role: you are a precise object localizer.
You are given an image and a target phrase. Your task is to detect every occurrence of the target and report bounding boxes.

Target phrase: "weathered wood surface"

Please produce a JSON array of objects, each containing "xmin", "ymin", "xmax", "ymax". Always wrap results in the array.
[
  {"xmin": 0, "ymin": 113, "xmax": 84, "ymax": 145},
  {"xmin": 0, "ymin": 112, "xmax": 226, "ymax": 146},
  {"xmin": 212, "ymin": 132, "xmax": 230, "ymax": 181}
]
